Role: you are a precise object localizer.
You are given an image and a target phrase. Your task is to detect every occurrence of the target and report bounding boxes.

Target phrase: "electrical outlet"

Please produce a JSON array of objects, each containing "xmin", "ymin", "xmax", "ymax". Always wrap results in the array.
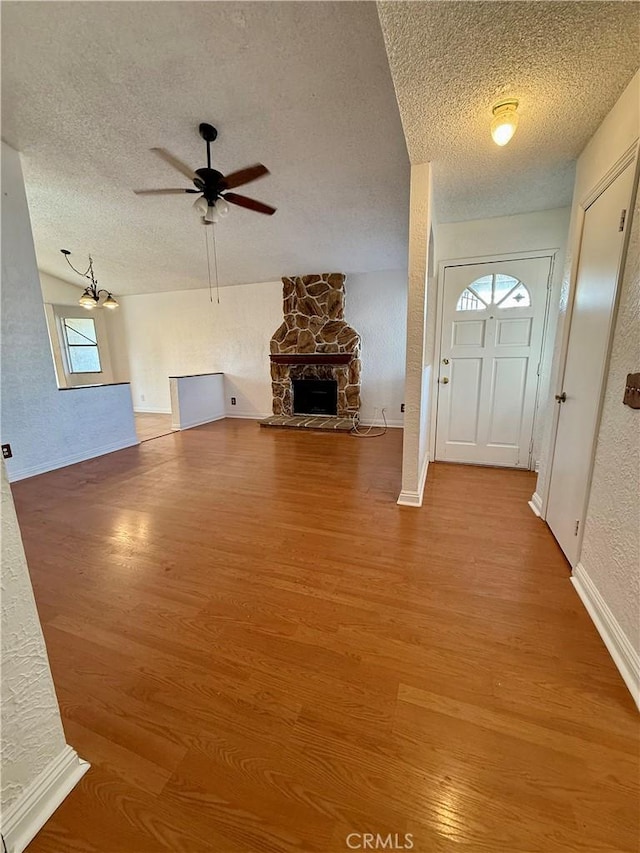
[
  {"xmin": 401, "ymin": 403, "xmax": 405, "ymax": 413},
  {"xmin": 231, "ymin": 397, "xmax": 237, "ymax": 406},
  {"xmin": 141, "ymin": 394, "xmax": 146, "ymax": 402},
  {"xmin": 2, "ymin": 444, "xmax": 12, "ymax": 459}
]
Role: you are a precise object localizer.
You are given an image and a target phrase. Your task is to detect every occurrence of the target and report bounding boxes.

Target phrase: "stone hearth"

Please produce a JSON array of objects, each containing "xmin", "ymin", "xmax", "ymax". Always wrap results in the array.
[
  {"xmin": 269, "ymin": 273, "xmax": 361, "ymax": 418},
  {"xmin": 259, "ymin": 414, "xmax": 354, "ymax": 432}
]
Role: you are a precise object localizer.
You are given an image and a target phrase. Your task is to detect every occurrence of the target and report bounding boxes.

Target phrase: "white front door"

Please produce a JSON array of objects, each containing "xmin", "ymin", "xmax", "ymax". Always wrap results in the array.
[
  {"xmin": 546, "ymin": 162, "xmax": 635, "ymax": 565},
  {"xmin": 435, "ymin": 257, "xmax": 551, "ymax": 468}
]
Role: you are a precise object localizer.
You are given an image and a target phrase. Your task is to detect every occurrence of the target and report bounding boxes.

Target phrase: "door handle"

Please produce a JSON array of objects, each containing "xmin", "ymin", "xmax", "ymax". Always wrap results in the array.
[
  {"xmin": 555, "ymin": 392, "xmax": 567, "ymax": 403},
  {"xmin": 441, "ymin": 377, "xmax": 449, "ymax": 384}
]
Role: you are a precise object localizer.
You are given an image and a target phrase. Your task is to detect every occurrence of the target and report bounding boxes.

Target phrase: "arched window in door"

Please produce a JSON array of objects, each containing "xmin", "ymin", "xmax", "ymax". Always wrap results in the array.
[{"xmin": 456, "ymin": 274, "xmax": 531, "ymax": 311}]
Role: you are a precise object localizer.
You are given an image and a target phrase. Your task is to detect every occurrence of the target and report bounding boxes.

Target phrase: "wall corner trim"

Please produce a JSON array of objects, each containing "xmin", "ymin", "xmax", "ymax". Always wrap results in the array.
[
  {"xmin": 580, "ymin": 138, "xmax": 639, "ymax": 210},
  {"xmin": 1, "ymin": 745, "xmax": 90, "ymax": 853},
  {"xmin": 571, "ymin": 563, "xmax": 640, "ymax": 710},
  {"xmin": 528, "ymin": 492, "xmax": 543, "ymax": 518},
  {"xmin": 397, "ymin": 455, "xmax": 429, "ymax": 508}
]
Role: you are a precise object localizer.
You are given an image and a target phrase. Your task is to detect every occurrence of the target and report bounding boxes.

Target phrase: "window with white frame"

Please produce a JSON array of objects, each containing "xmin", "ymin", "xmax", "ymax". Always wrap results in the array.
[
  {"xmin": 456, "ymin": 274, "xmax": 531, "ymax": 311},
  {"xmin": 61, "ymin": 317, "xmax": 102, "ymax": 373}
]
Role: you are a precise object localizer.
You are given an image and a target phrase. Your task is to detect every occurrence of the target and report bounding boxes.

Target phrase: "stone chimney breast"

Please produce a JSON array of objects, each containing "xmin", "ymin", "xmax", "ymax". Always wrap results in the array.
[{"xmin": 269, "ymin": 273, "xmax": 361, "ymax": 417}]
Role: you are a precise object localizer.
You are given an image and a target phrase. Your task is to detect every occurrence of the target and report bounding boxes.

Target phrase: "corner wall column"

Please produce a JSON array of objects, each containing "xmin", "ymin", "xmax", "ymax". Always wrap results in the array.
[{"xmin": 398, "ymin": 163, "xmax": 433, "ymax": 507}]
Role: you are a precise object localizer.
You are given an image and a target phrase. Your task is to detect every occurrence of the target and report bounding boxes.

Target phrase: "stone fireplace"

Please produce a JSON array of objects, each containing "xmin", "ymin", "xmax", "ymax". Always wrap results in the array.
[{"xmin": 269, "ymin": 273, "xmax": 361, "ymax": 418}]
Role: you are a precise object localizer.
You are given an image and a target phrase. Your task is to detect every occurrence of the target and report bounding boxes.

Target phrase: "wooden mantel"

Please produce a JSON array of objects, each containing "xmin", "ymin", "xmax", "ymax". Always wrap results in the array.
[{"xmin": 269, "ymin": 353, "xmax": 352, "ymax": 365}]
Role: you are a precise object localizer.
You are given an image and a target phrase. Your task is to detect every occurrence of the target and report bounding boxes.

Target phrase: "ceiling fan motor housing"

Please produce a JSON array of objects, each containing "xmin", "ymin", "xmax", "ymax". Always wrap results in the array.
[{"xmin": 194, "ymin": 167, "xmax": 224, "ymax": 203}]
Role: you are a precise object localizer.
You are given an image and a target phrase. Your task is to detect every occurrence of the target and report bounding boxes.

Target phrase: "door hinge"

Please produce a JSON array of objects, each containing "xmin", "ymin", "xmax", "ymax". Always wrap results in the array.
[
  {"xmin": 619, "ymin": 209, "xmax": 627, "ymax": 232},
  {"xmin": 574, "ymin": 519, "xmax": 580, "ymax": 536}
]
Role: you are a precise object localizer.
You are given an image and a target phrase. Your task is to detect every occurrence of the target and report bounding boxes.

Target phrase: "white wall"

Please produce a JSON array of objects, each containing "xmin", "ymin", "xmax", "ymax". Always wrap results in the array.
[
  {"xmin": 435, "ymin": 207, "xmax": 571, "ymax": 466},
  {"xmin": 536, "ymin": 73, "xmax": 640, "ymax": 507},
  {"xmin": 531, "ymin": 72, "xmax": 639, "ymax": 700},
  {"xmin": 0, "ymin": 463, "xmax": 66, "ymax": 814},
  {"xmin": 344, "ymin": 270, "xmax": 407, "ymax": 425},
  {"xmin": 117, "ymin": 281, "xmax": 280, "ymax": 416},
  {"xmin": 579, "ymin": 193, "xmax": 639, "ymax": 666},
  {"xmin": 39, "ymin": 272, "xmax": 130, "ymax": 386},
  {"xmin": 118, "ymin": 271, "xmax": 407, "ymax": 425},
  {"xmin": 1, "ymin": 461, "xmax": 89, "ymax": 850},
  {"xmin": 170, "ymin": 373, "xmax": 225, "ymax": 430},
  {"xmin": 0, "ymin": 142, "xmax": 138, "ymax": 482},
  {"xmin": 436, "ymin": 208, "xmax": 571, "ymax": 263}
]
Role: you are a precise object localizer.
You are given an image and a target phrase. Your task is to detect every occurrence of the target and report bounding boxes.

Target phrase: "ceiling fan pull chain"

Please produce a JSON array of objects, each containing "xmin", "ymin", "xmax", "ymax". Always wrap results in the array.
[
  {"xmin": 204, "ymin": 223, "xmax": 214, "ymax": 304},
  {"xmin": 211, "ymin": 223, "xmax": 221, "ymax": 305}
]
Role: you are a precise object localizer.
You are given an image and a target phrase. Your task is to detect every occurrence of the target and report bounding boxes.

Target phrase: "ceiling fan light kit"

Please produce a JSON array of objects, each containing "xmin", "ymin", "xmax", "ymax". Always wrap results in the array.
[
  {"xmin": 193, "ymin": 196, "xmax": 208, "ymax": 216},
  {"xmin": 196, "ymin": 196, "xmax": 230, "ymax": 224},
  {"xmin": 60, "ymin": 249, "xmax": 119, "ymax": 309}
]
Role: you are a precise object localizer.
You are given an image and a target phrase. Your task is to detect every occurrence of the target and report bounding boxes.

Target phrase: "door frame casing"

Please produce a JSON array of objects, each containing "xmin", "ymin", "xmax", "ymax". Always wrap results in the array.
[
  {"xmin": 539, "ymin": 141, "xmax": 639, "ymax": 557},
  {"xmin": 430, "ymin": 249, "xmax": 556, "ymax": 469}
]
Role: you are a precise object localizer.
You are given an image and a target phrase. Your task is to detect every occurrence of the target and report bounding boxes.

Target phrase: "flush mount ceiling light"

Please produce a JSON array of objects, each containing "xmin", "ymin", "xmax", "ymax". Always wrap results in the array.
[
  {"xmin": 60, "ymin": 250, "xmax": 119, "ymax": 309},
  {"xmin": 491, "ymin": 99, "xmax": 519, "ymax": 147}
]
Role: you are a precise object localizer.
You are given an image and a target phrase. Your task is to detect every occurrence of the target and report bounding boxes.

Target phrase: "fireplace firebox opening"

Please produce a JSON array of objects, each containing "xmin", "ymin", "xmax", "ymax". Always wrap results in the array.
[{"xmin": 292, "ymin": 379, "xmax": 338, "ymax": 416}]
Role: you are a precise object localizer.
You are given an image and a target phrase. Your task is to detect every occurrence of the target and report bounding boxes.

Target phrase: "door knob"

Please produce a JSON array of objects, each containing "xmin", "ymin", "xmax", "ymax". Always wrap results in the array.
[
  {"xmin": 442, "ymin": 358, "xmax": 449, "ymax": 365},
  {"xmin": 555, "ymin": 392, "xmax": 567, "ymax": 403},
  {"xmin": 441, "ymin": 377, "xmax": 449, "ymax": 384}
]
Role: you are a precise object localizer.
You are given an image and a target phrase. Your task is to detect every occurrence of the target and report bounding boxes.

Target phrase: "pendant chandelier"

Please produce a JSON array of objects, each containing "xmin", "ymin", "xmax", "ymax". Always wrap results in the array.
[{"xmin": 60, "ymin": 249, "xmax": 119, "ymax": 309}]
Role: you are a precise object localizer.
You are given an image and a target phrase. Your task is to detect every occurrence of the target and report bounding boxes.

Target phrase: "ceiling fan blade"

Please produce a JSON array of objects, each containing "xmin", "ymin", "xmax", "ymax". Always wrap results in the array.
[
  {"xmin": 134, "ymin": 188, "xmax": 199, "ymax": 195},
  {"xmin": 222, "ymin": 164, "xmax": 269, "ymax": 190},
  {"xmin": 150, "ymin": 148, "xmax": 198, "ymax": 181},
  {"xmin": 225, "ymin": 192, "xmax": 276, "ymax": 215}
]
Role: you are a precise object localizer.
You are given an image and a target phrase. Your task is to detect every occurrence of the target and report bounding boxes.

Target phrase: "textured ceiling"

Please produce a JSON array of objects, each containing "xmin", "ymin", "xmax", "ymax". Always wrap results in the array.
[
  {"xmin": 378, "ymin": 1, "xmax": 640, "ymax": 222},
  {"xmin": 1, "ymin": 2, "xmax": 410, "ymax": 294}
]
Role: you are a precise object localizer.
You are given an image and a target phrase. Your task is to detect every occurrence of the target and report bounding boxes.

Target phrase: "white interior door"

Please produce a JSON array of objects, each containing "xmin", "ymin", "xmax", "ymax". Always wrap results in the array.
[
  {"xmin": 435, "ymin": 257, "xmax": 551, "ymax": 467},
  {"xmin": 546, "ymin": 162, "xmax": 635, "ymax": 565}
]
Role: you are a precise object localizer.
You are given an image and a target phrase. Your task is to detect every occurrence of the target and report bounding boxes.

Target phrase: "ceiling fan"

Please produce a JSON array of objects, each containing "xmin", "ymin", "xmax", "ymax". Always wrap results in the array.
[{"xmin": 134, "ymin": 123, "xmax": 276, "ymax": 221}]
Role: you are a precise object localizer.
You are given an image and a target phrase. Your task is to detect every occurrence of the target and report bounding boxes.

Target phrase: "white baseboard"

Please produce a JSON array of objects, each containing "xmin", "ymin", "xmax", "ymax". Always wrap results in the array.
[
  {"xmin": 7, "ymin": 438, "xmax": 140, "ymax": 482},
  {"xmin": 528, "ymin": 491, "xmax": 543, "ymax": 518},
  {"xmin": 397, "ymin": 489, "xmax": 423, "ymax": 507},
  {"xmin": 359, "ymin": 419, "xmax": 403, "ymax": 429},
  {"xmin": 572, "ymin": 563, "xmax": 640, "ymax": 710},
  {"xmin": 134, "ymin": 407, "xmax": 172, "ymax": 414},
  {"xmin": 1, "ymin": 745, "xmax": 89, "ymax": 853},
  {"xmin": 225, "ymin": 412, "xmax": 271, "ymax": 420},
  {"xmin": 175, "ymin": 414, "xmax": 226, "ymax": 430},
  {"xmin": 397, "ymin": 454, "xmax": 429, "ymax": 508}
]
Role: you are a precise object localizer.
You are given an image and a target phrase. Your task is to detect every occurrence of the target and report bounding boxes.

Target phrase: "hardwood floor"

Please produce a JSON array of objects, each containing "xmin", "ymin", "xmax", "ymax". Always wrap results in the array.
[
  {"xmin": 134, "ymin": 412, "xmax": 173, "ymax": 442},
  {"xmin": 12, "ymin": 419, "xmax": 638, "ymax": 852}
]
